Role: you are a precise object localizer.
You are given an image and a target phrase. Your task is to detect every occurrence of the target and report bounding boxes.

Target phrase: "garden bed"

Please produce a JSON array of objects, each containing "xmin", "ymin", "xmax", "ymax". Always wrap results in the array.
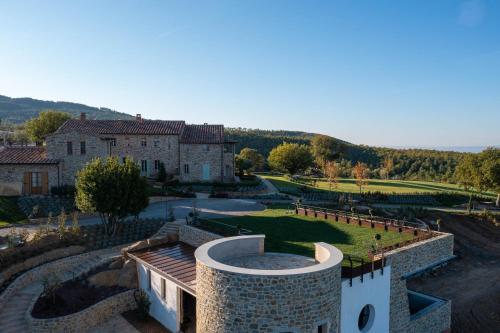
[{"xmin": 31, "ymin": 262, "xmax": 129, "ymax": 318}]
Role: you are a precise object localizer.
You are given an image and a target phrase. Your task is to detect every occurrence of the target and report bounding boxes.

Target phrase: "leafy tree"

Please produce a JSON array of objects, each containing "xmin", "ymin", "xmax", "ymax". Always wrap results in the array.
[
  {"xmin": 324, "ymin": 161, "xmax": 339, "ymax": 191},
  {"xmin": 478, "ymin": 148, "xmax": 500, "ymax": 206},
  {"xmin": 24, "ymin": 110, "xmax": 71, "ymax": 144},
  {"xmin": 455, "ymin": 154, "xmax": 481, "ymax": 213},
  {"xmin": 353, "ymin": 162, "xmax": 368, "ymax": 194},
  {"xmin": 310, "ymin": 134, "xmax": 345, "ymax": 167},
  {"xmin": 381, "ymin": 157, "xmax": 394, "ymax": 179},
  {"xmin": 76, "ymin": 157, "xmax": 149, "ymax": 235},
  {"xmin": 239, "ymin": 148, "xmax": 265, "ymax": 173},
  {"xmin": 235, "ymin": 155, "xmax": 252, "ymax": 176},
  {"xmin": 268, "ymin": 142, "xmax": 313, "ymax": 175}
]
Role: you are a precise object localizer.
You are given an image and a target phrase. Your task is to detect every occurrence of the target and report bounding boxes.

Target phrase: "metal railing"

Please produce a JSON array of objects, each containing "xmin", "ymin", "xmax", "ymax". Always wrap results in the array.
[
  {"xmin": 294, "ymin": 203, "xmax": 430, "ymax": 231},
  {"xmin": 341, "ymin": 254, "xmax": 386, "ymax": 287}
]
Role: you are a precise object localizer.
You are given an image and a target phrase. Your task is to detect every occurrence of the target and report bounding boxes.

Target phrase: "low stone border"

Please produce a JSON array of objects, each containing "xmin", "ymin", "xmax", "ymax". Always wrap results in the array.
[
  {"xmin": 178, "ymin": 224, "xmax": 222, "ymax": 247},
  {"xmin": 0, "ymin": 247, "xmax": 118, "ymax": 304},
  {"xmin": 0, "ymin": 245, "xmax": 85, "ymax": 288},
  {"xmin": 26, "ymin": 289, "xmax": 137, "ymax": 333}
]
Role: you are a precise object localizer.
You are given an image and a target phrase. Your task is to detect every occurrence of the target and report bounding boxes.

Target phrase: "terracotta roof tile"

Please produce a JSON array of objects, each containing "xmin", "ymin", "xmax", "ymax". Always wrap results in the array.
[
  {"xmin": 180, "ymin": 124, "xmax": 224, "ymax": 144},
  {"xmin": 0, "ymin": 147, "xmax": 59, "ymax": 164},
  {"xmin": 54, "ymin": 119, "xmax": 186, "ymax": 136}
]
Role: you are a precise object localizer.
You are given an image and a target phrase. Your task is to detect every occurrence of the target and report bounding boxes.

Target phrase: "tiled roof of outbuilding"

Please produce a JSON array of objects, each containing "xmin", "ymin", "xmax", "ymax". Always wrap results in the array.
[
  {"xmin": 180, "ymin": 124, "xmax": 225, "ymax": 144},
  {"xmin": 53, "ymin": 119, "xmax": 186, "ymax": 136},
  {"xmin": 0, "ymin": 147, "xmax": 59, "ymax": 164}
]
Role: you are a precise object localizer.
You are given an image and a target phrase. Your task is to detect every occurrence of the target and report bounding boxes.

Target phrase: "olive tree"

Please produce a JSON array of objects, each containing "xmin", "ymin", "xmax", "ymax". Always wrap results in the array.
[
  {"xmin": 76, "ymin": 157, "xmax": 149, "ymax": 235},
  {"xmin": 268, "ymin": 142, "xmax": 313, "ymax": 175}
]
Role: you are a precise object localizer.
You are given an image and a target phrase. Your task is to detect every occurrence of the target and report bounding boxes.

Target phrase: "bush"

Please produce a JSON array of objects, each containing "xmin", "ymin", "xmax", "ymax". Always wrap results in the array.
[
  {"xmin": 50, "ymin": 185, "xmax": 76, "ymax": 197},
  {"xmin": 134, "ymin": 289, "xmax": 151, "ymax": 321}
]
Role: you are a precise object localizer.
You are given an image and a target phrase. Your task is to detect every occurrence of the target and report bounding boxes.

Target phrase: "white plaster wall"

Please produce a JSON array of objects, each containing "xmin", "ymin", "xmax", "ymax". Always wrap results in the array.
[
  {"xmin": 340, "ymin": 266, "xmax": 391, "ymax": 333},
  {"xmin": 137, "ymin": 263, "xmax": 179, "ymax": 332}
]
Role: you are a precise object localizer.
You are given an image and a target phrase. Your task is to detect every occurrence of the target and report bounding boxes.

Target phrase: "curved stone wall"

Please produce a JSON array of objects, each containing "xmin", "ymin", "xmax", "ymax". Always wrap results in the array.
[{"xmin": 195, "ymin": 235, "xmax": 343, "ymax": 333}]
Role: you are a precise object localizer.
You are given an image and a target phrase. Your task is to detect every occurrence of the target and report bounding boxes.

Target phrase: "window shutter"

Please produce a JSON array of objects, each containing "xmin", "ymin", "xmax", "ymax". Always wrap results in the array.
[
  {"xmin": 23, "ymin": 172, "xmax": 31, "ymax": 195},
  {"xmin": 41, "ymin": 172, "xmax": 49, "ymax": 194}
]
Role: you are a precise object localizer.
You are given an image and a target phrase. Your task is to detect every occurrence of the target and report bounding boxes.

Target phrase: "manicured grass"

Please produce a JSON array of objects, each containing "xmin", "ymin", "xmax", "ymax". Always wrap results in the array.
[
  {"xmin": 263, "ymin": 175, "xmax": 495, "ymax": 197},
  {"xmin": 0, "ymin": 197, "xmax": 28, "ymax": 227},
  {"xmin": 209, "ymin": 207, "xmax": 414, "ymax": 261}
]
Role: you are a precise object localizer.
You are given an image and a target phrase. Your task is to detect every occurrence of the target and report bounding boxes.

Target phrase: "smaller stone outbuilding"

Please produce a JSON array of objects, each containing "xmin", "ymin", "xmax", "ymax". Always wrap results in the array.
[{"xmin": 0, "ymin": 147, "xmax": 61, "ymax": 195}]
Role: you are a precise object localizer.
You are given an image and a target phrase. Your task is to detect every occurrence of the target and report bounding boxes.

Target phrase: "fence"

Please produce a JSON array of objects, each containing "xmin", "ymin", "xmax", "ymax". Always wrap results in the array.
[{"xmin": 341, "ymin": 255, "xmax": 386, "ymax": 286}]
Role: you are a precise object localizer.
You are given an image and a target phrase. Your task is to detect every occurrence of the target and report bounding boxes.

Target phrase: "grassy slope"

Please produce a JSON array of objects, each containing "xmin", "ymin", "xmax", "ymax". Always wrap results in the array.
[
  {"xmin": 0, "ymin": 197, "xmax": 28, "ymax": 227},
  {"xmin": 263, "ymin": 175, "xmax": 495, "ymax": 197},
  {"xmin": 211, "ymin": 207, "xmax": 414, "ymax": 261}
]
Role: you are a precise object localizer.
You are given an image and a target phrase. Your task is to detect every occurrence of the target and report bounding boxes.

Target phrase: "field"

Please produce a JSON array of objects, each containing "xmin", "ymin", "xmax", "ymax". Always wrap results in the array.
[
  {"xmin": 262, "ymin": 175, "xmax": 495, "ymax": 197},
  {"xmin": 206, "ymin": 206, "xmax": 415, "ymax": 261},
  {"xmin": 0, "ymin": 197, "xmax": 28, "ymax": 227}
]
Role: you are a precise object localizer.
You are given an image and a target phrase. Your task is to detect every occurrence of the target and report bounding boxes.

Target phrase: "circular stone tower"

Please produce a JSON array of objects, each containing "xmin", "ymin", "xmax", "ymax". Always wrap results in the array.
[{"xmin": 195, "ymin": 235, "xmax": 343, "ymax": 333}]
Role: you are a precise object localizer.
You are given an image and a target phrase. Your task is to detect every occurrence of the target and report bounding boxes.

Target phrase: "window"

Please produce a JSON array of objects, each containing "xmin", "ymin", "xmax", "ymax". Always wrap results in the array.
[
  {"xmin": 167, "ymin": 142, "xmax": 171, "ymax": 150},
  {"xmin": 80, "ymin": 141, "xmax": 86, "ymax": 155},
  {"xmin": 317, "ymin": 323, "xmax": 328, "ymax": 333},
  {"xmin": 110, "ymin": 139, "xmax": 116, "ymax": 147},
  {"xmin": 67, "ymin": 141, "xmax": 73, "ymax": 155},
  {"xmin": 358, "ymin": 304, "xmax": 375, "ymax": 332},
  {"xmin": 31, "ymin": 172, "xmax": 42, "ymax": 188},
  {"xmin": 154, "ymin": 140, "xmax": 160, "ymax": 148},
  {"xmin": 141, "ymin": 138, "xmax": 147, "ymax": 147},
  {"xmin": 147, "ymin": 269, "xmax": 151, "ymax": 290},
  {"xmin": 225, "ymin": 164, "xmax": 230, "ymax": 177},
  {"xmin": 203, "ymin": 144, "xmax": 210, "ymax": 152},
  {"xmin": 154, "ymin": 160, "xmax": 161, "ymax": 171},
  {"xmin": 141, "ymin": 160, "xmax": 148, "ymax": 173},
  {"xmin": 184, "ymin": 164, "xmax": 189, "ymax": 174},
  {"xmin": 161, "ymin": 278, "xmax": 166, "ymax": 300}
]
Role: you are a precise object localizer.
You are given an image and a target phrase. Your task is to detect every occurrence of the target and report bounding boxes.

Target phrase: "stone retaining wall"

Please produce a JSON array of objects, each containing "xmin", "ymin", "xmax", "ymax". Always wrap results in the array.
[
  {"xmin": 27, "ymin": 289, "xmax": 136, "ymax": 333},
  {"xmin": 407, "ymin": 300, "xmax": 451, "ymax": 333},
  {"xmin": 178, "ymin": 224, "xmax": 222, "ymax": 247},
  {"xmin": 0, "ymin": 247, "xmax": 117, "ymax": 305},
  {"xmin": 385, "ymin": 233, "xmax": 454, "ymax": 333},
  {"xmin": 0, "ymin": 245, "xmax": 85, "ymax": 288}
]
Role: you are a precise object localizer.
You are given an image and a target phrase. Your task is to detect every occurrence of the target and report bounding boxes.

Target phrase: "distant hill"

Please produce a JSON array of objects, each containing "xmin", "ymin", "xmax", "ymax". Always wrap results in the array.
[{"xmin": 0, "ymin": 94, "xmax": 134, "ymax": 124}]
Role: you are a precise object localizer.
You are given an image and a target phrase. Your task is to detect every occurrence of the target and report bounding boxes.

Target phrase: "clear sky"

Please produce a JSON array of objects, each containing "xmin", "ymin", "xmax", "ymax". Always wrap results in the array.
[{"xmin": 0, "ymin": 0, "xmax": 499, "ymax": 147}]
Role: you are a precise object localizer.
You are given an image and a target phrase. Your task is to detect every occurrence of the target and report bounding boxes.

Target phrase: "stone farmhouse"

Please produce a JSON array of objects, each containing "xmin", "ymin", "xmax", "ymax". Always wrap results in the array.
[
  {"xmin": 127, "ymin": 211, "xmax": 454, "ymax": 333},
  {"xmin": 0, "ymin": 113, "xmax": 235, "ymax": 195}
]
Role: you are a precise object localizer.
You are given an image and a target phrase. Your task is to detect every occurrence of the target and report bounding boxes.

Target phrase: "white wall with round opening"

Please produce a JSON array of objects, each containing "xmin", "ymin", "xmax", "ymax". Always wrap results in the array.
[{"xmin": 358, "ymin": 304, "xmax": 375, "ymax": 332}]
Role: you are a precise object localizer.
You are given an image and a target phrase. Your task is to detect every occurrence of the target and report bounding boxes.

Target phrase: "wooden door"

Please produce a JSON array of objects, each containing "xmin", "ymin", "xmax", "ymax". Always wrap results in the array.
[
  {"xmin": 23, "ymin": 172, "xmax": 31, "ymax": 195},
  {"xmin": 41, "ymin": 172, "xmax": 48, "ymax": 195}
]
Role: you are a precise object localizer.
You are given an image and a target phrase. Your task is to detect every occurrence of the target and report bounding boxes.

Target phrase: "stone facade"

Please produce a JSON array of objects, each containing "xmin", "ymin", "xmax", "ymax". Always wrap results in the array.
[
  {"xmin": 27, "ymin": 289, "xmax": 136, "ymax": 333},
  {"xmin": 44, "ymin": 121, "xmax": 235, "ymax": 184},
  {"xmin": 385, "ymin": 233, "xmax": 454, "ymax": 333},
  {"xmin": 178, "ymin": 224, "xmax": 222, "ymax": 247},
  {"xmin": 0, "ymin": 164, "xmax": 60, "ymax": 195},
  {"xmin": 46, "ymin": 131, "xmax": 107, "ymax": 184},
  {"xmin": 195, "ymin": 237, "xmax": 343, "ymax": 333}
]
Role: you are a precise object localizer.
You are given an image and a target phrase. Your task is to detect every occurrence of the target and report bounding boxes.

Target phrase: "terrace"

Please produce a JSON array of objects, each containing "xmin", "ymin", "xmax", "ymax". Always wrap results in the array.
[{"xmin": 195, "ymin": 203, "xmax": 437, "ymax": 277}]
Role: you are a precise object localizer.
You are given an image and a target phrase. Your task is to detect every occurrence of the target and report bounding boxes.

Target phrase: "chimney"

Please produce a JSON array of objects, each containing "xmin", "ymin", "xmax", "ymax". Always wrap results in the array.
[
  {"xmin": 136, "ymin": 114, "xmax": 142, "ymax": 122},
  {"xmin": 80, "ymin": 112, "xmax": 86, "ymax": 121}
]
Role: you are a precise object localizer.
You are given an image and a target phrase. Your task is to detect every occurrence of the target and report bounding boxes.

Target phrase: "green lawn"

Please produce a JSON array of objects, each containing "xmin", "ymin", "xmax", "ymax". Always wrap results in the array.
[
  {"xmin": 263, "ymin": 175, "xmax": 494, "ymax": 197},
  {"xmin": 208, "ymin": 207, "xmax": 414, "ymax": 261},
  {"xmin": 0, "ymin": 197, "xmax": 28, "ymax": 227}
]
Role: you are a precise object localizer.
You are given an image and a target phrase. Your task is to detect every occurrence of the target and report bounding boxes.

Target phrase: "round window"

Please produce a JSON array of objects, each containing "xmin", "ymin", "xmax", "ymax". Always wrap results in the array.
[{"xmin": 358, "ymin": 304, "xmax": 375, "ymax": 332}]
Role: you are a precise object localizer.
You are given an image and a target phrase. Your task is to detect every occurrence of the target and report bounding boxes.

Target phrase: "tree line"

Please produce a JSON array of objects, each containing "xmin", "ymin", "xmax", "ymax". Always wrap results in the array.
[{"xmin": 227, "ymin": 128, "xmax": 466, "ymax": 182}]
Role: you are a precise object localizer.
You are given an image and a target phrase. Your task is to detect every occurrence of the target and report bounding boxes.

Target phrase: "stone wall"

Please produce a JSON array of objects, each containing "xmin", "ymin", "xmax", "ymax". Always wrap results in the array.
[
  {"xmin": 385, "ymin": 233, "xmax": 454, "ymax": 333},
  {"xmin": 0, "ymin": 164, "xmax": 59, "ymax": 195},
  {"xmin": 223, "ymin": 150, "xmax": 235, "ymax": 182},
  {"xmin": 0, "ymin": 245, "xmax": 85, "ymax": 289},
  {"xmin": 407, "ymin": 299, "xmax": 451, "ymax": 333},
  {"xmin": 196, "ymin": 259, "xmax": 341, "ymax": 333},
  {"xmin": 46, "ymin": 131, "xmax": 107, "ymax": 184},
  {"xmin": 109, "ymin": 134, "xmax": 180, "ymax": 176},
  {"xmin": 179, "ymin": 143, "xmax": 225, "ymax": 182},
  {"xmin": 27, "ymin": 289, "xmax": 136, "ymax": 333},
  {"xmin": 178, "ymin": 224, "xmax": 222, "ymax": 247}
]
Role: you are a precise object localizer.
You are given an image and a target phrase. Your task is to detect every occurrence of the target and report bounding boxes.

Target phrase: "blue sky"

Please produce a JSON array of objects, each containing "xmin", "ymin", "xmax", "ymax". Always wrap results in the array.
[{"xmin": 0, "ymin": 1, "xmax": 499, "ymax": 147}]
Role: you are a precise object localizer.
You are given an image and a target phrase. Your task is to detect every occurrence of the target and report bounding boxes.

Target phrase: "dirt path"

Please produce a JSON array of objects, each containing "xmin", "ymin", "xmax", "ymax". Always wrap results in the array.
[{"xmin": 407, "ymin": 212, "xmax": 500, "ymax": 333}]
